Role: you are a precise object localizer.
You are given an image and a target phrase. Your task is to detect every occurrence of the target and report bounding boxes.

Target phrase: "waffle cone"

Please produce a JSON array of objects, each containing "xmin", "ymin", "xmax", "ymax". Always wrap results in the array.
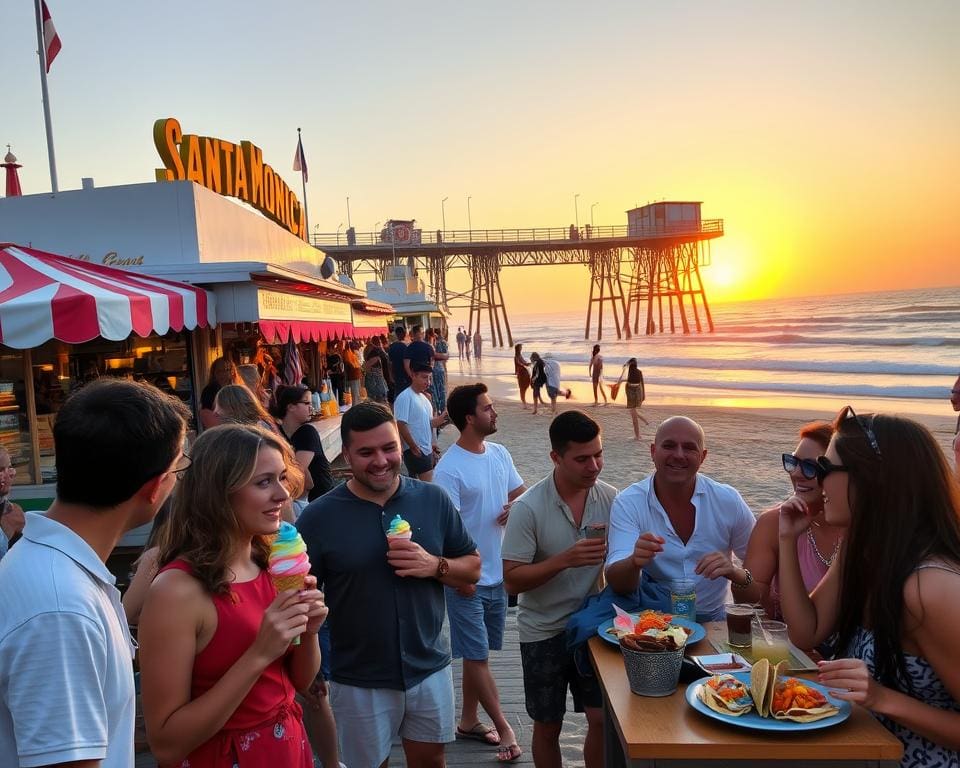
[{"xmin": 272, "ymin": 574, "xmax": 306, "ymax": 593}]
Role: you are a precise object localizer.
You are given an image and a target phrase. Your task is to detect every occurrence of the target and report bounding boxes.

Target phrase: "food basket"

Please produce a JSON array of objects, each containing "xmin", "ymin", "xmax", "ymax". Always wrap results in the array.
[{"xmin": 620, "ymin": 644, "xmax": 685, "ymax": 697}]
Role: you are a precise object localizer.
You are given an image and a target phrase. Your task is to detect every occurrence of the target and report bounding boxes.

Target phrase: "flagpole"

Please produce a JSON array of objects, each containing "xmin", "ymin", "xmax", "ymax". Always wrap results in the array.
[
  {"xmin": 33, "ymin": 0, "xmax": 59, "ymax": 193},
  {"xmin": 297, "ymin": 127, "xmax": 309, "ymax": 239}
]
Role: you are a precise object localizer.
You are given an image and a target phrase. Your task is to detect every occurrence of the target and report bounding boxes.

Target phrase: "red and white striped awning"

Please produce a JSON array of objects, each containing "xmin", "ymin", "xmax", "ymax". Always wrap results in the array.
[{"xmin": 0, "ymin": 244, "xmax": 216, "ymax": 349}]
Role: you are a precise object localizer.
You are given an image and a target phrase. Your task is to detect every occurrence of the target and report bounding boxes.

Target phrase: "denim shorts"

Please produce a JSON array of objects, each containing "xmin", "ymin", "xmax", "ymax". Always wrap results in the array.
[
  {"xmin": 444, "ymin": 583, "xmax": 507, "ymax": 661},
  {"xmin": 520, "ymin": 632, "xmax": 602, "ymax": 723}
]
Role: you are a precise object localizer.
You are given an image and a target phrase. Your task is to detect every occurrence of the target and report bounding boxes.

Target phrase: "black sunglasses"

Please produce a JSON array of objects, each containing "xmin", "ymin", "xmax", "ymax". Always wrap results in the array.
[
  {"xmin": 816, "ymin": 455, "xmax": 849, "ymax": 481},
  {"xmin": 782, "ymin": 453, "xmax": 819, "ymax": 481},
  {"xmin": 840, "ymin": 405, "xmax": 882, "ymax": 458}
]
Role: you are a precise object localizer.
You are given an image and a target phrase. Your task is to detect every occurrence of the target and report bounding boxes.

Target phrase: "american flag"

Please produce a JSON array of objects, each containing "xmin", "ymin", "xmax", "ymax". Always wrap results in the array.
[
  {"xmin": 282, "ymin": 332, "xmax": 304, "ymax": 386},
  {"xmin": 293, "ymin": 134, "xmax": 308, "ymax": 183},
  {"xmin": 41, "ymin": 1, "xmax": 61, "ymax": 73}
]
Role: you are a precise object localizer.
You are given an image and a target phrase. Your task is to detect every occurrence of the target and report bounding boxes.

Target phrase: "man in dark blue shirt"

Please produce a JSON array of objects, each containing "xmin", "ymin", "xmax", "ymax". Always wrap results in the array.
[
  {"xmin": 297, "ymin": 403, "xmax": 480, "ymax": 768},
  {"xmin": 403, "ymin": 325, "xmax": 435, "ymax": 381},
  {"xmin": 388, "ymin": 326, "xmax": 410, "ymax": 401}
]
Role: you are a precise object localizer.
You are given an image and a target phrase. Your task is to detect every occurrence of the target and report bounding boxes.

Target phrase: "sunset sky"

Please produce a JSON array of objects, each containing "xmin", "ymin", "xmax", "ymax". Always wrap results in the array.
[{"xmin": 5, "ymin": 1, "xmax": 958, "ymax": 312}]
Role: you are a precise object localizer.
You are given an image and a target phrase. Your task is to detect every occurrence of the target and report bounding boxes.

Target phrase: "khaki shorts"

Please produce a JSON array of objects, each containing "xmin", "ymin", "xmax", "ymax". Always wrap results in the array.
[{"xmin": 329, "ymin": 665, "xmax": 455, "ymax": 767}]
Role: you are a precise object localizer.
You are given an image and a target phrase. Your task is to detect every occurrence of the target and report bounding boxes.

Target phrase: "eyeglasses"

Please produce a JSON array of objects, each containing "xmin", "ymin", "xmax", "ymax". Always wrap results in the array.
[
  {"xmin": 172, "ymin": 452, "xmax": 192, "ymax": 477},
  {"xmin": 840, "ymin": 405, "xmax": 882, "ymax": 458},
  {"xmin": 816, "ymin": 455, "xmax": 849, "ymax": 481},
  {"xmin": 782, "ymin": 453, "xmax": 819, "ymax": 480}
]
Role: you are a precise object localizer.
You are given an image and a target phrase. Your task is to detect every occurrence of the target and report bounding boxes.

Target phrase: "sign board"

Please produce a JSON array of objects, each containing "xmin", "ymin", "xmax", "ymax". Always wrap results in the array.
[{"xmin": 256, "ymin": 290, "xmax": 352, "ymax": 324}]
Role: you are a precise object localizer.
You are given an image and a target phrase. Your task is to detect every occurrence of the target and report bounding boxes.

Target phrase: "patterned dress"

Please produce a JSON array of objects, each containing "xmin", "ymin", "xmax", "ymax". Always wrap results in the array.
[
  {"xmin": 430, "ymin": 338, "xmax": 448, "ymax": 412},
  {"xmin": 847, "ymin": 563, "xmax": 960, "ymax": 768}
]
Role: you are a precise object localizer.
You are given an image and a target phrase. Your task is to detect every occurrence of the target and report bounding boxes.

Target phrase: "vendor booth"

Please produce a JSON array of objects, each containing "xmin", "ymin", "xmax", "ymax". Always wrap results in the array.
[{"xmin": 0, "ymin": 243, "xmax": 215, "ymax": 502}]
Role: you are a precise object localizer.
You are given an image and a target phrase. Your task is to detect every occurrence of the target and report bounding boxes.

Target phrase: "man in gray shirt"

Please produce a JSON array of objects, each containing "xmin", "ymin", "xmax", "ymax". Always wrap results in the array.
[{"xmin": 502, "ymin": 411, "xmax": 617, "ymax": 768}]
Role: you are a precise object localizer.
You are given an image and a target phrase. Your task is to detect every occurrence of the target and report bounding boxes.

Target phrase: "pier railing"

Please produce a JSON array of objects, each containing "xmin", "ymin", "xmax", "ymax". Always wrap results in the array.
[{"xmin": 312, "ymin": 219, "xmax": 723, "ymax": 248}]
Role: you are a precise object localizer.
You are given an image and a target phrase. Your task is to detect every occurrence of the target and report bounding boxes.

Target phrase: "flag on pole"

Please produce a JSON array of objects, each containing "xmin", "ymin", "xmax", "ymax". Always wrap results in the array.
[
  {"xmin": 283, "ymin": 331, "xmax": 305, "ymax": 387},
  {"xmin": 41, "ymin": 1, "xmax": 61, "ymax": 73},
  {"xmin": 293, "ymin": 134, "xmax": 308, "ymax": 183}
]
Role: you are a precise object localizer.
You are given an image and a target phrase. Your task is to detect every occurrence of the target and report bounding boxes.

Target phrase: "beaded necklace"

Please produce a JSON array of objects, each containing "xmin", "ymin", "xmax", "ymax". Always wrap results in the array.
[{"xmin": 806, "ymin": 527, "xmax": 841, "ymax": 567}]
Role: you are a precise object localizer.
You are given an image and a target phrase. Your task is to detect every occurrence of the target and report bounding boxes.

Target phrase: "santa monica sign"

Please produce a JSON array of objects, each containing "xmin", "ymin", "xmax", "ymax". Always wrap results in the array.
[{"xmin": 153, "ymin": 117, "xmax": 306, "ymax": 241}]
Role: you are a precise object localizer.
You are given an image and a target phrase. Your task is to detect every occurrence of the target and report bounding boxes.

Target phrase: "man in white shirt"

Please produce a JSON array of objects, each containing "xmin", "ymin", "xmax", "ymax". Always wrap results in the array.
[
  {"xmin": 0, "ymin": 379, "xmax": 190, "ymax": 768},
  {"xmin": 433, "ymin": 383, "xmax": 525, "ymax": 761},
  {"xmin": 542, "ymin": 353, "xmax": 571, "ymax": 414},
  {"xmin": 605, "ymin": 416, "xmax": 755, "ymax": 621},
  {"xmin": 393, "ymin": 362, "xmax": 448, "ymax": 481}
]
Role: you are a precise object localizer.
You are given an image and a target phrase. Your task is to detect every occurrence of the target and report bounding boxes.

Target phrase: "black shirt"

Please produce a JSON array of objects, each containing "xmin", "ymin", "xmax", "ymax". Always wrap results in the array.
[
  {"xmin": 297, "ymin": 477, "xmax": 476, "ymax": 690},
  {"xmin": 288, "ymin": 424, "xmax": 334, "ymax": 501},
  {"xmin": 199, "ymin": 382, "xmax": 220, "ymax": 411},
  {"xmin": 403, "ymin": 340, "xmax": 434, "ymax": 369},
  {"xmin": 388, "ymin": 342, "xmax": 410, "ymax": 391}
]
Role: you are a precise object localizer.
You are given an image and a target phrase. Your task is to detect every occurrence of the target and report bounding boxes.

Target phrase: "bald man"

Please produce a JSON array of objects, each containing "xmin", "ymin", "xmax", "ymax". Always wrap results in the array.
[{"xmin": 604, "ymin": 416, "xmax": 755, "ymax": 621}]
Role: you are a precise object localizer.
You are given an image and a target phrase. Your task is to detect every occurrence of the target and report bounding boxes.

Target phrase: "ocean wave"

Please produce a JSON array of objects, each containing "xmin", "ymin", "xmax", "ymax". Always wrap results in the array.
[
  {"xmin": 650, "ymin": 377, "xmax": 946, "ymax": 400},
  {"xmin": 886, "ymin": 304, "xmax": 960, "ymax": 314},
  {"xmin": 702, "ymin": 334, "xmax": 960, "ymax": 347}
]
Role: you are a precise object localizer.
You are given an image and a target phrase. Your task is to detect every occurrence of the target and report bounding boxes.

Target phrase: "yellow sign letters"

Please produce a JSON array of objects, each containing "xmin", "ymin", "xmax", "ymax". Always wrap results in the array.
[{"xmin": 153, "ymin": 117, "xmax": 306, "ymax": 241}]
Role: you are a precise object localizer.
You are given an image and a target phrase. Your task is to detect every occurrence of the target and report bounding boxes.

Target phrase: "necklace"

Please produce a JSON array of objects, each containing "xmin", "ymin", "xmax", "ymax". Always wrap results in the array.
[{"xmin": 806, "ymin": 528, "xmax": 841, "ymax": 567}]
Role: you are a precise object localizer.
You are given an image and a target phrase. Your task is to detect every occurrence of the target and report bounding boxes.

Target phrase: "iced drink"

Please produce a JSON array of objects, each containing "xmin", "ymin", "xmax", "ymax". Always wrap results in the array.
[{"xmin": 725, "ymin": 603, "xmax": 756, "ymax": 649}]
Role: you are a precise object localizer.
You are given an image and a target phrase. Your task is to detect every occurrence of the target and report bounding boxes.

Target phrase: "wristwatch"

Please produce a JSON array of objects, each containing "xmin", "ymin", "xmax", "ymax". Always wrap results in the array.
[{"xmin": 436, "ymin": 556, "xmax": 450, "ymax": 578}]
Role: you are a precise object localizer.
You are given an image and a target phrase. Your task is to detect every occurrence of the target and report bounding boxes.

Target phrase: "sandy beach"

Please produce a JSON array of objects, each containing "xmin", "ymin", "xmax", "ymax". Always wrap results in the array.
[{"xmin": 442, "ymin": 370, "xmax": 957, "ymax": 512}]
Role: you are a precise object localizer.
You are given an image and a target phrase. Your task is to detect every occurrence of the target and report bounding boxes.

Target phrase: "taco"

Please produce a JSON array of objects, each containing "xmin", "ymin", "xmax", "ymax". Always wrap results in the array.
[
  {"xmin": 749, "ymin": 658, "xmax": 772, "ymax": 717},
  {"xmin": 769, "ymin": 674, "xmax": 839, "ymax": 722},
  {"xmin": 699, "ymin": 674, "xmax": 754, "ymax": 717}
]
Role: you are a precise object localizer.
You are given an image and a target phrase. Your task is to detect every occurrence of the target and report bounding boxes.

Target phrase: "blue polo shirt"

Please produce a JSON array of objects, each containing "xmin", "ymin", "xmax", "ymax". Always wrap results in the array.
[
  {"xmin": 388, "ymin": 341, "xmax": 410, "ymax": 392},
  {"xmin": 297, "ymin": 476, "xmax": 476, "ymax": 690}
]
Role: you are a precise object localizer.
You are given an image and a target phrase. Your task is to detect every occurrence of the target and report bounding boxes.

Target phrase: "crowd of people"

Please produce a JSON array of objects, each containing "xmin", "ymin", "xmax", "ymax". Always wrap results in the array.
[{"xmin": 0, "ymin": 341, "xmax": 959, "ymax": 768}]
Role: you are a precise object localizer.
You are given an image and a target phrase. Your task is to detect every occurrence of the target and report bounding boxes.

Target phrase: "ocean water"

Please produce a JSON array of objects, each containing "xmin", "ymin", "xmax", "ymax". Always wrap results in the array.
[{"xmin": 453, "ymin": 285, "xmax": 960, "ymax": 417}]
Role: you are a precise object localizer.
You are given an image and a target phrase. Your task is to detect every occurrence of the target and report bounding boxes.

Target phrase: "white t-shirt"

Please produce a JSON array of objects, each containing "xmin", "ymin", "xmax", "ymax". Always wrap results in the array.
[
  {"xmin": 0, "ymin": 513, "xmax": 136, "ymax": 768},
  {"xmin": 543, "ymin": 358, "xmax": 561, "ymax": 389},
  {"xmin": 393, "ymin": 387, "xmax": 434, "ymax": 454},
  {"xmin": 606, "ymin": 473, "xmax": 755, "ymax": 620},
  {"xmin": 434, "ymin": 442, "xmax": 524, "ymax": 586}
]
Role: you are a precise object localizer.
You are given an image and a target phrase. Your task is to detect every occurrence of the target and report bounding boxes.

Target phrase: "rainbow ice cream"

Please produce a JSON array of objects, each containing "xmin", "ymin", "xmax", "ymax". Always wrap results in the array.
[
  {"xmin": 268, "ymin": 522, "xmax": 312, "ymax": 593},
  {"xmin": 386, "ymin": 514, "xmax": 413, "ymax": 540}
]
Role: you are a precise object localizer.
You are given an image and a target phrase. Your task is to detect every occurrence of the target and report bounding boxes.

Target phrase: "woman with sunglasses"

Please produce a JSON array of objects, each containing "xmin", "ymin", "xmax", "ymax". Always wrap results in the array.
[
  {"xmin": 696, "ymin": 421, "xmax": 842, "ymax": 621},
  {"xmin": 138, "ymin": 424, "xmax": 327, "ymax": 768},
  {"xmin": 779, "ymin": 407, "xmax": 960, "ymax": 766}
]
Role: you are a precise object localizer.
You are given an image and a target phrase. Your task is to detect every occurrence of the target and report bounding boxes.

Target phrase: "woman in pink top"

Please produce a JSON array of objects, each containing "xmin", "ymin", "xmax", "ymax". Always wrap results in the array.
[
  {"xmin": 698, "ymin": 421, "xmax": 844, "ymax": 620},
  {"xmin": 138, "ymin": 425, "xmax": 329, "ymax": 768}
]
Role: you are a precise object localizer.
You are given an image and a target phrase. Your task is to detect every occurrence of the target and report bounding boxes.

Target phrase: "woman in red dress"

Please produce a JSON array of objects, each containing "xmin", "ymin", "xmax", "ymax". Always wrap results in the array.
[{"xmin": 138, "ymin": 424, "xmax": 327, "ymax": 768}]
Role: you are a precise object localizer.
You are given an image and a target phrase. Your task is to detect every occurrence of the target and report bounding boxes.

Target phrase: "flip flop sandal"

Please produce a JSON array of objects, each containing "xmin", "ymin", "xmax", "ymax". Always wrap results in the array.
[
  {"xmin": 497, "ymin": 744, "xmax": 522, "ymax": 762},
  {"xmin": 456, "ymin": 723, "xmax": 501, "ymax": 745}
]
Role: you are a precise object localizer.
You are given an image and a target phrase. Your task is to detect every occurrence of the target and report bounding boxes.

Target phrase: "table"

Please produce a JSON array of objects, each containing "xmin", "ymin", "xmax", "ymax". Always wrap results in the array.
[{"xmin": 589, "ymin": 623, "xmax": 903, "ymax": 767}]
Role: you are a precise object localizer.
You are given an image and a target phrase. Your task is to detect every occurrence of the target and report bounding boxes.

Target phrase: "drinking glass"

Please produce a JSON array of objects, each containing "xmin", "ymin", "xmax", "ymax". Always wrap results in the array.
[
  {"xmin": 751, "ymin": 619, "xmax": 790, "ymax": 664},
  {"xmin": 724, "ymin": 603, "xmax": 756, "ymax": 649},
  {"xmin": 669, "ymin": 578, "xmax": 696, "ymax": 620}
]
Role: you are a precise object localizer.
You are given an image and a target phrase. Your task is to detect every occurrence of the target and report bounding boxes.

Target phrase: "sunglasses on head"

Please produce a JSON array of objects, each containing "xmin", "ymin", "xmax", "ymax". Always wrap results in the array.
[
  {"xmin": 840, "ymin": 405, "xmax": 882, "ymax": 458},
  {"xmin": 781, "ymin": 453, "xmax": 819, "ymax": 480}
]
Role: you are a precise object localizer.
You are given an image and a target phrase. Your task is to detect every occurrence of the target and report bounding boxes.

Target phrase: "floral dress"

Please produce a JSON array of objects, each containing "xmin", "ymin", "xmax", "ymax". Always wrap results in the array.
[
  {"xmin": 430, "ymin": 338, "xmax": 448, "ymax": 412},
  {"xmin": 847, "ymin": 562, "xmax": 960, "ymax": 768}
]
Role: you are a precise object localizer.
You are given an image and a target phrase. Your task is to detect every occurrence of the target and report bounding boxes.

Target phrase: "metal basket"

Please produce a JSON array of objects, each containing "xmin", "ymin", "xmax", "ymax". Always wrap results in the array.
[{"xmin": 620, "ymin": 645, "xmax": 685, "ymax": 697}]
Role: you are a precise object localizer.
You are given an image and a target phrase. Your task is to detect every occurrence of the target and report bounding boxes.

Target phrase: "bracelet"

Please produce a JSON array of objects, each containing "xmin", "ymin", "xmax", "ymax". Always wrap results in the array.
[{"xmin": 732, "ymin": 567, "xmax": 753, "ymax": 589}]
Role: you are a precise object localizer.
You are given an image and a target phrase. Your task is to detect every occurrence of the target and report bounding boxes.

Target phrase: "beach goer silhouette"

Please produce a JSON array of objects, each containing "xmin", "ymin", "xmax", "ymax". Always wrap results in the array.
[
  {"xmin": 588, "ymin": 344, "xmax": 608, "ymax": 406},
  {"xmin": 515, "ymin": 344, "xmax": 532, "ymax": 409},
  {"xmin": 542, "ymin": 353, "xmax": 571, "ymax": 414},
  {"xmin": 613, "ymin": 358, "xmax": 649, "ymax": 440},
  {"xmin": 530, "ymin": 352, "xmax": 547, "ymax": 415}
]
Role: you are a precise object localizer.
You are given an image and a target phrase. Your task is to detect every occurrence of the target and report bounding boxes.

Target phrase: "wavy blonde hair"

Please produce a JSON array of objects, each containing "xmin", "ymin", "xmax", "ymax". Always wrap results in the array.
[
  {"xmin": 214, "ymin": 384, "xmax": 277, "ymax": 431},
  {"xmin": 156, "ymin": 424, "xmax": 303, "ymax": 595}
]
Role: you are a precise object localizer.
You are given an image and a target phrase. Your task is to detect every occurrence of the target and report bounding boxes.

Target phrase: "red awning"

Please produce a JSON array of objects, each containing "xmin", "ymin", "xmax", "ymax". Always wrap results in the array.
[
  {"xmin": 258, "ymin": 319, "xmax": 354, "ymax": 344},
  {"xmin": 0, "ymin": 244, "xmax": 216, "ymax": 349}
]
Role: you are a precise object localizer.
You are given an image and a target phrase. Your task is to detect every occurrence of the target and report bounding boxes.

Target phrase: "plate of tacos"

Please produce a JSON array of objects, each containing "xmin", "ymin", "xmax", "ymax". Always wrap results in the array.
[
  {"xmin": 598, "ymin": 609, "xmax": 706, "ymax": 647},
  {"xmin": 687, "ymin": 658, "xmax": 850, "ymax": 732}
]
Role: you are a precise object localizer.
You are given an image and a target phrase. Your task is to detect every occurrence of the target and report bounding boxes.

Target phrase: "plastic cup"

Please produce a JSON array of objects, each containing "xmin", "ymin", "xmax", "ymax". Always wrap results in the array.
[
  {"xmin": 751, "ymin": 619, "xmax": 790, "ymax": 664},
  {"xmin": 724, "ymin": 603, "xmax": 756, "ymax": 649},
  {"xmin": 669, "ymin": 578, "xmax": 697, "ymax": 620}
]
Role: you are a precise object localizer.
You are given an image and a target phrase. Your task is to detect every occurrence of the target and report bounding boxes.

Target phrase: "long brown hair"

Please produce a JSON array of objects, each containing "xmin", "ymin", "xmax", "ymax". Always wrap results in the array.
[
  {"xmin": 156, "ymin": 424, "xmax": 303, "ymax": 595},
  {"xmin": 833, "ymin": 410, "xmax": 960, "ymax": 692},
  {"xmin": 214, "ymin": 384, "xmax": 277, "ymax": 432}
]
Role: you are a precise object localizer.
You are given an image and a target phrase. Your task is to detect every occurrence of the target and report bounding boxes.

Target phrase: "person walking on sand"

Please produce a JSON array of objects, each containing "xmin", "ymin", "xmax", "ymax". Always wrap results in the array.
[
  {"xmin": 614, "ymin": 358, "xmax": 649, "ymax": 440},
  {"xmin": 434, "ymin": 384, "xmax": 526, "ymax": 762},
  {"xmin": 530, "ymin": 352, "xmax": 547, "ymax": 415},
  {"xmin": 588, "ymin": 344, "xmax": 607, "ymax": 406},
  {"xmin": 503, "ymin": 411, "xmax": 617, "ymax": 768},
  {"xmin": 542, "ymin": 353, "xmax": 571, "ymax": 414},
  {"xmin": 457, "ymin": 327, "xmax": 466, "ymax": 360},
  {"xmin": 473, "ymin": 329, "xmax": 483, "ymax": 361},
  {"xmin": 515, "ymin": 344, "xmax": 532, "ymax": 409}
]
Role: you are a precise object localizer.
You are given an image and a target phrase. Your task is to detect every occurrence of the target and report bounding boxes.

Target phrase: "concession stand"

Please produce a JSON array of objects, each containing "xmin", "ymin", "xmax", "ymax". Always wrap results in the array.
[{"xmin": 0, "ymin": 243, "xmax": 215, "ymax": 506}]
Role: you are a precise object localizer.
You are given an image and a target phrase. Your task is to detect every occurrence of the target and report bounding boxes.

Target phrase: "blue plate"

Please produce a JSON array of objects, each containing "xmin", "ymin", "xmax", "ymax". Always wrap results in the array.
[
  {"xmin": 597, "ymin": 614, "xmax": 706, "ymax": 647},
  {"xmin": 686, "ymin": 672, "xmax": 851, "ymax": 732}
]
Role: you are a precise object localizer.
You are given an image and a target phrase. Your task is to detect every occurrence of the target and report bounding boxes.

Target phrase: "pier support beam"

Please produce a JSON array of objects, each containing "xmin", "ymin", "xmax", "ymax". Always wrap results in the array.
[{"xmin": 584, "ymin": 248, "xmax": 631, "ymax": 341}]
